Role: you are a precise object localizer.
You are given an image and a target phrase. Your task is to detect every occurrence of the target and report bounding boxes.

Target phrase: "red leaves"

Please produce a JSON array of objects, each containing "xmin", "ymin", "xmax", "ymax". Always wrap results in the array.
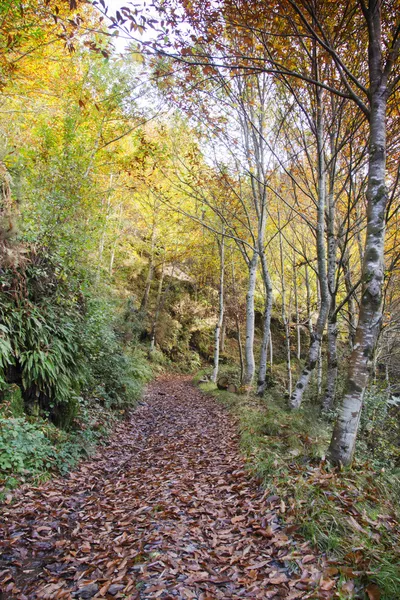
[{"xmin": 0, "ymin": 377, "xmax": 339, "ymax": 599}]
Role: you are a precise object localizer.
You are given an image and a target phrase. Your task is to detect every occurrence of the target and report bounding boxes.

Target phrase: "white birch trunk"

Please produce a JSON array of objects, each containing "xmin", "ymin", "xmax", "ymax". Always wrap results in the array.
[
  {"xmin": 305, "ymin": 263, "xmax": 313, "ymax": 336},
  {"xmin": 269, "ymin": 330, "xmax": 273, "ymax": 369},
  {"xmin": 220, "ymin": 317, "xmax": 226, "ymax": 353},
  {"xmin": 293, "ymin": 259, "xmax": 301, "ymax": 361},
  {"xmin": 322, "ymin": 154, "xmax": 339, "ymax": 410},
  {"xmin": 231, "ymin": 255, "xmax": 245, "ymax": 383},
  {"xmin": 140, "ymin": 222, "xmax": 156, "ymax": 313},
  {"xmin": 149, "ymin": 261, "xmax": 165, "ymax": 353},
  {"xmin": 317, "ymin": 343, "xmax": 323, "ymax": 398},
  {"xmin": 257, "ymin": 242, "xmax": 273, "ymax": 396},
  {"xmin": 277, "ymin": 210, "xmax": 292, "ymax": 395},
  {"xmin": 109, "ymin": 202, "xmax": 123, "ymax": 277},
  {"xmin": 211, "ymin": 234, "xmax": 225, "ymax": 383},
  {"xmin": 243, "ymin": 251, "xmax": 258, "ymax": 386},
  {"xmin": 96, "ymin": 177, "xmax": 112, "ymax": 284},
  {"xmin": 343, "ymin": 249, "xmax": 357, "ymax": 348},
  {"xmin": 329, "ymin": 4, "xmax": 389, "ymax": 464},
  {"xmin": 289, "ymin": 89, "xmax": 330, "ymax": 409}
]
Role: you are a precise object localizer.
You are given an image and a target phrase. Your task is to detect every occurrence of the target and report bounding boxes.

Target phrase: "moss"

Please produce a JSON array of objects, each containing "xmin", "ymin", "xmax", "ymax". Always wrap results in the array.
[
  {"xmin": 51, "ymin": 396, "xmax": 80, "ymax": 430},
  {"xmin": 366, "ymin": 246, "xmax": 380, "ymax": 263},
  {"xmin": 0, "ymin": 384, "xmax": 24, "ymax": 417}
]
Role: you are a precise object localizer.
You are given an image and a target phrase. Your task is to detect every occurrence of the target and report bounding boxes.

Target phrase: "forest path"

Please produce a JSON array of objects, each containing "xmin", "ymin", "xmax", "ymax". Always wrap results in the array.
[{"xmin": 0, "ymin": 376, "xmax": 336, "ymax": 600}]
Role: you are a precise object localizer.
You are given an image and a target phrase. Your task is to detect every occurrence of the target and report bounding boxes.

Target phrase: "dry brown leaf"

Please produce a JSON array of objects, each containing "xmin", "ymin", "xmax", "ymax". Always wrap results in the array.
[{"xmin": 366, "ymin": 583, "xmax": 381, "ymax": 600}]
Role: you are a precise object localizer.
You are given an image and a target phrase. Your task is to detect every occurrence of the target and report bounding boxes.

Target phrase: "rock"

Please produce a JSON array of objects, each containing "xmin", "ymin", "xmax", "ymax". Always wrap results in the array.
[
  {"xmin": 108, "ymin": 584, "xmax": 125, "ymax": 595},
  {"xmin": 217, "ymin": 376, "xmax": 229, "ymax": 390},
  {"xmin": 74, "ymin": 583, "xmax": 99, "ymax": 598}
]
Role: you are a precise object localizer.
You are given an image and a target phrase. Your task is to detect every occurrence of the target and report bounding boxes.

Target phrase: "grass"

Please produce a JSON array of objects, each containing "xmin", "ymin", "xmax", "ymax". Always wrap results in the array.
[{"xmin": 197, "ymin": 374, "xmax": 400, "ymax": 600}]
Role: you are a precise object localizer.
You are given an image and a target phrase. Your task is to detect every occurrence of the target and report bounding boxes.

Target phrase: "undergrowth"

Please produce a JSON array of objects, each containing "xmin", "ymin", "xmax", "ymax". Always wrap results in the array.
[
  {"xmin": 197, "ymin": 376, "xmax": 400, "ymax": 600},
  {"xmin": 0, "ymin": 250, "xmax": 154, "ymax": 500},
  {"xmin": 0, "ymin": 400, "xmax": 115, "ymax": 501}
]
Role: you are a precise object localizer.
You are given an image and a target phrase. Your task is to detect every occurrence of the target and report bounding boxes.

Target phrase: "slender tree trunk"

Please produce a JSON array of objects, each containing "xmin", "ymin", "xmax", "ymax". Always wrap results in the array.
[
  {"xmin": 257, "ymin": 246, "xmax": 273, "ymax": 396},
  {"xmin": 290, "ymin": 90, "xmax": 330, "ymax": 409},
  {"xmin": 329, "ymin": 6, "xmax": 389, "ymax": 464},
  {"xmin": 109, "ymin": 202, "xmax": 123, "ymax": 276},
  {"xmin": 243, "ymin": 251, "xmax": 258, "ymax": 386},
  {"xmin": 343, "ymin": 249, "xmax": 357, "ymax": 348},
  {"xmin": 317, "ymin": 342, "xmax": 323, "ymax": 398},
  {"xmin": 305, "ymin": 263, "xmax": 313, "ymax": 337},
  {"xmin": 96, "ymin": 177, "xmax": 112, "ymax": 284},
  {"xmin": 278, "ymin": 213, "xmax": 292, "ymax": 396},
  {"xmin": 323, "ymin": 152, "xmax": 339, "ymax": 410},
  {"xmin": 323, "ymin": 311, "xmax": 338, "ymax": 409},
  {"xmin": 220, "ymin": 317, "xmax": 226, "ymax": 353},
  {"xmin": 235, "ymin": 313, "xmax": 245, "ymax": 384},
  {"xmin": 269, "ymin": 330, "xmax": 273, "ymax": 370},
  {"xmin": 231, "ymin": 254, "xmax": 244, "ymax": 383},
  {"xmin": 140, "ymin": 222, "xmax": 156, "ymax": 312},
  {"xmin": 212, "ymin": 234, "xmax": 225, "ymax": 383},
  {"xmin": 293, "ymin": 258, "xmax": 301, "ymax": 360},
  {"xmin": 150, "ymin": 261, "xmax": 165, "ymax": 353},
  {"xmin": 109, "ymin": 244, "xmax": 116, "ymax": 277}
]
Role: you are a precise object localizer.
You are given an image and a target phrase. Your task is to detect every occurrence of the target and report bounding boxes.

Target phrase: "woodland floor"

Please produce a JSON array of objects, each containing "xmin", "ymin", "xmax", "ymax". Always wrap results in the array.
[{"xmin": 0, "ymin": 376, "xmax": 338, "ymax": 600}]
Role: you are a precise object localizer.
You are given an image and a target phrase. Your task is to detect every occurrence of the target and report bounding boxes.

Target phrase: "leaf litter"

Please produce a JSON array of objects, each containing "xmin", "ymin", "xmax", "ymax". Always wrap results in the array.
[{"xmin": 0, "ymin": 376, "xmax": 338, "ymax": 599}]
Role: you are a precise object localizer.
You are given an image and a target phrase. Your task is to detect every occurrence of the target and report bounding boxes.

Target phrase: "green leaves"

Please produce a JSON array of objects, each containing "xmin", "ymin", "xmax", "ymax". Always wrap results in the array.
[{"xmin": 0, "ymin": 417, "xmax": 55, "ymax": 475}]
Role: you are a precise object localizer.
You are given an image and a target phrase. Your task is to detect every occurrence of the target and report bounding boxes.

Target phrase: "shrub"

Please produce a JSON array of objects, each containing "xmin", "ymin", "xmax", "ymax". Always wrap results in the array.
[
  {"xmin": 0, "ymin": 417, "xmax": 56, "ymax": 474},
  {"xmin": 81, "ymin": 298, "xmax": 152, "ymax": 409},
  {"xmin": 359, "ymin": 386, "xmax": 400, "ymax": 468}
]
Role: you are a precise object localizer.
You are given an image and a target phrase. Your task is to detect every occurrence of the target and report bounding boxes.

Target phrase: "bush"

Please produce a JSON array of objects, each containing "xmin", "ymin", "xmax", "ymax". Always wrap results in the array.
[
  {"xmin": 81, "ymin": 298, "xmax": 152, "ymax": 409},
  {"xmin": 0, "ymin": 253, "xmax": 86, "ymax": 426},
  {"xmin": 0, "ymin": 417, "xmax": 56, "ymax": 475},
  {"xmin": 0, "ymin": 250, "xmax": 154, "ymax": 496},
  {"xmin": 0, "ymin": 398, "xmax": 117, "ymax": 495},
  {"xmin": 359, "ymin": 386, "xmax": 400, "ymax": 468}
]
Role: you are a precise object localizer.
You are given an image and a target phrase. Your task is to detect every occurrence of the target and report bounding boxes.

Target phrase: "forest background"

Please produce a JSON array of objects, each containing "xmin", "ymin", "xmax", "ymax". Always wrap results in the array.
[{"xmin": 1, "ymin": 0, "xmax": 400, "ymax": 597}]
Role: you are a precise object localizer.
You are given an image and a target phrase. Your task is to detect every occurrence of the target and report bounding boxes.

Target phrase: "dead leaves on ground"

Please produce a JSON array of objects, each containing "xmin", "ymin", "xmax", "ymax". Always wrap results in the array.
[{"xmin": 1, "ymin": 377, "xmax": 341, "ymax": 599}]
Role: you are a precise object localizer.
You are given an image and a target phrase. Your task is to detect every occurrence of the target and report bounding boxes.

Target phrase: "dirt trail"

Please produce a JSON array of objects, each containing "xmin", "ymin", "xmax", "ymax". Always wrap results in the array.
[{"xmin": 0, "ymin": 376, "xmax": 336, "ymax": 599}]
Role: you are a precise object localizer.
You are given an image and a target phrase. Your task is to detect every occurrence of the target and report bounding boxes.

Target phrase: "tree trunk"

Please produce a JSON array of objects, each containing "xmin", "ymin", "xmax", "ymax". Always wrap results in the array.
[
  {"xmin": 149, "ymin": 261, "xmax": 165, "ymax": 353},
  {"xmin": 140, "ymin": 221, "xmax": 156, "ymax": 312},
  {"xmin": 109, "ymin": 202, "xmax": 123, "ymax": 276},
  {"xmin": 231, "ymin": 254, "xmax": 244, "ymax": 383},
  {"xmin": 211, "ymin": 234, "xmax": 225, "ymax": 383},
  {"xmin": 323, "ymin": 312, "xmax": 338, "ymax": 410},
  {"xmin": 220, "ymin": 316, "xmax": 226, "ymax": 353},
  {"xmin": 96, "ymin": 178, "xmax": 112, "ymax": 285},
  {"xmin": 317, "ymin": 342, "xmax": 323, "ymax": 398},
  {"xmin": 257, "ymin": 246, "xmax": 273, "ymax": 396},
  {"xmin": 235, "ymin": 312, "xmax": 245, "ymax": 384},
  {"xmin": 269, "ymin": 329, "xmax": 273, "ymax": 370},
  {"xmin": 289, "ymin": 89, "xmax": 330, "ymax": 409},
  {"xmin": 305, "ymin": 263, "xmax": 313, "ymax": 336},
  {"xmin": 343, "ymin": 248, "xmax": 357, "ymax": 348},
  {"xmin": 243, "ymin": 251, "xmax": 258, "ymax": 386},
  {"xmin": 277, "ymin": 210, "xmax": 292, "ymax": 396},
  {"xmin": 322, "ymin": 144, "xmax": 339, "ymax": 410},
  {"xmin": 293, "ymin": 258, "xmax": 301, "ymax": 360},
  {"xmin": 329, "ymin": 5, "xmax": 388, "ymax": 465}
]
